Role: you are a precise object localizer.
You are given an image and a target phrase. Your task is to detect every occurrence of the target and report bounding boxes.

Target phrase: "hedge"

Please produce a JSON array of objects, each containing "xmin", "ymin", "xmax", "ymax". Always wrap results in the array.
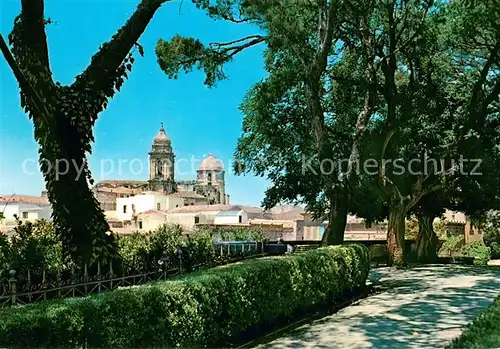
[
  {"xmin": 447, "ymin": 293, "xmax": 500, "ymax": 349},
  {"xmin": 0, "ymin": 244, "xmax": 370, "ymax": 348}
]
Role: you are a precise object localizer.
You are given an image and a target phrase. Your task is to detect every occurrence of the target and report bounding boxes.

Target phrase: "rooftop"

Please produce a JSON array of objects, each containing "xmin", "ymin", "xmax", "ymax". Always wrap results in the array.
[
  {"xmin": 0, "ymin": 195, "xmax": 49, "ymax": 205},
  {"xmin": 137, "ymin": 209, "xmax": 169, "ymax": 216}
]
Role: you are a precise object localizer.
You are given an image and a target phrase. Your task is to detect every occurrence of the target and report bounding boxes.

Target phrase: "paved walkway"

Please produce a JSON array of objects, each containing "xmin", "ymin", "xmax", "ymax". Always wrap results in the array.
[{"xmin": 256, "ymin": 265, "xmax": 500, "ymax": 349}]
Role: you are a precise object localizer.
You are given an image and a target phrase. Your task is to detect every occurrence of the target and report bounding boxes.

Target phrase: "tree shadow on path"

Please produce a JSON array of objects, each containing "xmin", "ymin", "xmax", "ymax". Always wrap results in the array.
[{"xmin": 256, "ymin": 265, "xmax": 500, "ymax": 349}]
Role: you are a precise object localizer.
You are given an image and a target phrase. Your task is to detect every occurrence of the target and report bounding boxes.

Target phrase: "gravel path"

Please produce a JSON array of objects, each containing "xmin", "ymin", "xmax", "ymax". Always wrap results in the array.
[{"xmin": 256, "ymin": 265, "xmax": 500, "ymax": 349}]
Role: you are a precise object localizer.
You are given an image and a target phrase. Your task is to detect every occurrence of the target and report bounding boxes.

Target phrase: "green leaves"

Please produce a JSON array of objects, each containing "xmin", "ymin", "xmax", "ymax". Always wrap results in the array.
[{"xmin": 0, "ymin": 244, "xmax": 370, "ymax": 348}]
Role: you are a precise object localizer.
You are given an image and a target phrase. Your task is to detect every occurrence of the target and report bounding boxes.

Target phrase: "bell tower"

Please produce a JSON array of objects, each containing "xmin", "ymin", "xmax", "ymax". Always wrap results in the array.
[{"xmin": 148, "ymin": 123, "xmax": 176, "ymax": 193}]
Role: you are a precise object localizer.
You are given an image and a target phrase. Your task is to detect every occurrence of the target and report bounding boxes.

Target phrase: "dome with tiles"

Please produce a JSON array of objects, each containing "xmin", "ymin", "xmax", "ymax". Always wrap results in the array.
[{"xmin": 199, "ymin": 153, "xmax": 224, "ymax": 171}]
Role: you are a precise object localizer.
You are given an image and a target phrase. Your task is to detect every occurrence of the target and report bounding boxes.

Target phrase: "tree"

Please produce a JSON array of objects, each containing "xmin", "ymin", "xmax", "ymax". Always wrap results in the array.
[
  {"xmin": 412, "ymin": 0, "xmax": 500, "ymax": 263},
  {"xmin": 157, "ymin": 0, "xmax": 379, "ymax": 245},
  {"xmin": 0, "ymin": 0, "xmax": 174, "ymax": 264},
  {"xmin": 156, "ymin": 0, "xmax": 500, "ymax": 267}
]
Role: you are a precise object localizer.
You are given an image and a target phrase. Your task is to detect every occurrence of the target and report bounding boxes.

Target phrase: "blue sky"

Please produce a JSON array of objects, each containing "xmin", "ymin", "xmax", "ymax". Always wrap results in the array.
[{"xmin": 0, "ymin": 0, "xmax": 270, "ymax": 206}]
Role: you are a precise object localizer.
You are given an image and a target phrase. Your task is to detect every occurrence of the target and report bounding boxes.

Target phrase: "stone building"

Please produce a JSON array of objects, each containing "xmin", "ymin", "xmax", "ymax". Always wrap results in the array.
[{"xmin": 93, "ymin": 123, "xmax": 230, "ymax": 211}]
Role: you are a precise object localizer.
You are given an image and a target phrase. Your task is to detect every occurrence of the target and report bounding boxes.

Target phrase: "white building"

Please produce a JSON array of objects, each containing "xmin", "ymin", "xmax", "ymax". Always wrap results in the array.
[
  {"xmin": 0, "ymin": 195, "xmax": 52, "ymax": 230},
  {"xmin": 116, "ymin": 192, "xmax": 184, "ymax": 221},
  {"xmin": 214, "ymin": 210, "xmax": 248, "ymax": 225},
  {"xmin": 134, "ymin": 210, "xmax": 169, "ymax": 231}
]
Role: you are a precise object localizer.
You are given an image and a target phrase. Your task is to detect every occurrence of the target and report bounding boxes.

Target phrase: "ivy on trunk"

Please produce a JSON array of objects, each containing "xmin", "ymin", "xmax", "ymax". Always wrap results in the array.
[{"xmin": 1, "ymin": 0, "xmax": 171, "ymax": 264}]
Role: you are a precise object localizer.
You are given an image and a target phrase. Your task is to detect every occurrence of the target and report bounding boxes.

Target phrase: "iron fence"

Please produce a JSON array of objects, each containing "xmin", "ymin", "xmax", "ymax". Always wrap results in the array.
[{"xmin": 0, "ymin": 240, "xmax": 267, "ymax": 307}]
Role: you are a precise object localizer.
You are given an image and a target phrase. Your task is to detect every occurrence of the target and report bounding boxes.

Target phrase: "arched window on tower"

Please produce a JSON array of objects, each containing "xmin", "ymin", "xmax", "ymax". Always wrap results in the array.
[
  {"xmin": 208, "ymin": 172, "xmax": 212, "ymax": 185},
  {"xmin": 156, "ymin": 160, "xmax": 163, "ymax": 177}
]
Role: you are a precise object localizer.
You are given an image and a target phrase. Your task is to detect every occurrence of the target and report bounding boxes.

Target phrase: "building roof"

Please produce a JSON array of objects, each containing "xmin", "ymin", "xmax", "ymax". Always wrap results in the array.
[
  {"xmin": 216, "ymin": 210, "xmax": 242, "ymax": 217},
  {"xmin": 153, "ymin": 123, "xmax": 170, "ymax": 144},
  {"xmin": 199, "ymin": 153, "xmax": 224, "ymax": 171},
  {"xmin": 0, "ymin": 195, "xmax": 49, "ymax": 205},
  {"xmin": 137, "ymin": 209, "xmax": 169, "ymax": 217}
]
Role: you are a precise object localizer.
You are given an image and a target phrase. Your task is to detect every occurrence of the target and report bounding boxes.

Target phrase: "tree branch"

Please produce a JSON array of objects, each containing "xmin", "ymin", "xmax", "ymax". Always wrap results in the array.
[
  {"xmin": 0, "ymin": 34, "xmax": 50, "ymax": 125},
  {"xmin": 75, "ymin": 0, "xmax": 171, "ymax": 91},
  {"xmin": 210, "ymin": 35, "xmax": 264, "ymax": 48},
  {"xmin": 470, "ymin": 39, "xmax": 500, "ymax": 113},
  {"xmin": 19, "ymin": 0, "xmax": 51, "ymax": 72}
]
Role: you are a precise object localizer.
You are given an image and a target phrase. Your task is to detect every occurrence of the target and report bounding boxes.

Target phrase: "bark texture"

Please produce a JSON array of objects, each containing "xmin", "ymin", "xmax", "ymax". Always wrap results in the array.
[
  {"xmin": 416, "ymin": 214, "xmax": 438, "ymax": 263},
  {"xmin": 321, "ymin": 189, "xmax": 349, "ymax": 246},
  {"xmin": 387, "ymin": 203, "xmax": 406, "ymax": 267}
]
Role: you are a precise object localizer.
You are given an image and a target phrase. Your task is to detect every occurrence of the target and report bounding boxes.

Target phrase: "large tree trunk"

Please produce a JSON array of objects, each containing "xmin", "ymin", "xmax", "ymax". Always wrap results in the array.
[
  {"xmin": 321, "ymin": 189, "xmax": 349, "ymax": 246},
  {"xmin": 387, "ymin": 202, "xmax": 406, "ymax": 267},
  {"xmin": 3, "ymin": 0, "xmax": 169, "ymax": 264},
  {"xmin": 38, "ymin": 110, "xmax": 118, "ymax": 265},
  {"xmin": 416, "ymin": 213, "xmax": 438, "ymax": 263}
]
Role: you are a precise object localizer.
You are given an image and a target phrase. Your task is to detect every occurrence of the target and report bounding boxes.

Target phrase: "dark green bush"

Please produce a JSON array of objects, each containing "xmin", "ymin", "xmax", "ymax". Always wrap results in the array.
[
  {"xmin": 0, "ymin": 244, "xmax": 370, "ymax": 348},
  {"xmin": 447, "ymin": 294, "xmax": 500, "ymax": 348},
  {"xmin": 0, "ymin": 219, "xmax": 63, "ymax": 284},
  {"xmin": 460, "ymin": 241, "xmax": 491, "ymax": 265}
]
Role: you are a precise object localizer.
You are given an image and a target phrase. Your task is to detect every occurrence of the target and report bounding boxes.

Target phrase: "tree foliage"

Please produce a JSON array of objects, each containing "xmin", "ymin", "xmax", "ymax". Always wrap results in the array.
[
  {"xmin": 1, "ymin": 0, "xmax": 175, "ymax": 264},
  {"xmin": 156, "ymin": 0, "xmax": 500, "ymax": 265}
]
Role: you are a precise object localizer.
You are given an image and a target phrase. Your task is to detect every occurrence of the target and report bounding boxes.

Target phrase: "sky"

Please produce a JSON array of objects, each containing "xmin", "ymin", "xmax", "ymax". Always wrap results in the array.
[{"xmin": 0, "ymin": 0, "xmax": 270, "ymax": 207}]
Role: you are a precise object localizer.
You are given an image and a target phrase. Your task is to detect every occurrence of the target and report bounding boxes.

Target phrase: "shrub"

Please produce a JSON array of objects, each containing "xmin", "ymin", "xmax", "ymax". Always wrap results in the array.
[
  {"xmin": 213, "ymin": 226, "xmax": 265, "ymax": 242},
  {"xmin": 460, "ymin": 241, "xmax": 491, "ymax": 265},
  {"xmin": 439, "ymin": 234, "xmax": 464, "ymax": 256},
  {"xmin": 0, "ymin": 244, "xmax": 370, "ymax": 348},
  {"xmin": 447, "ymin": 294, "xmax": 500, "ymax": 349},
  {"xmin": 0, "ymin": 219, "xmax": 63, "ymax": 284},
  {"xmin": 116, "ymin": 224, "xmax": 216, "ymax": 272},
  {"xmin": 490, "ymin": 242, "xmax": 500, "ymax": 260}
]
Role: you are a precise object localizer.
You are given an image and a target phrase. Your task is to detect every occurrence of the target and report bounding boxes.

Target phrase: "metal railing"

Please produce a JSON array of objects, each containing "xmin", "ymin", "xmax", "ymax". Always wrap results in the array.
[{"xmin": 0, "ymin": 241, "xmax": 267, "ymax": 307}]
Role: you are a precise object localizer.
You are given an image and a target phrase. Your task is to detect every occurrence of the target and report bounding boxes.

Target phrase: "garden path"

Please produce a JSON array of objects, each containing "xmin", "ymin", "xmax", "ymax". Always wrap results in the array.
[{"xmin": 256, "ymin": 265, "xmax": 500, "ymax": 349}]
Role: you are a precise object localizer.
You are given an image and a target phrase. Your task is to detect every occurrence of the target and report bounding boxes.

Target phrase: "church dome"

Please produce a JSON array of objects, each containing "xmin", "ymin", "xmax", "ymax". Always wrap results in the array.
[
  {"xmin": 153, "ymin": 123, "xmax": 170, "ymax": 144},
  {"xmin": 199, "ymin": 153, "xmax": 224, "ymax": 171}
]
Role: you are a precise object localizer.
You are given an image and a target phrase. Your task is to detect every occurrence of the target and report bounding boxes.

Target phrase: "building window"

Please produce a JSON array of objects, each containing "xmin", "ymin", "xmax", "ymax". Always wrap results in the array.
[
  {"xmin": 157, "ymin": 159, "xmax": 163, "ymax": 176},
  {"xmin": 238, "ymin": 215, "xmax": 242, "ymax": 223},
  {"xmin": 123, "ymin": 205, "xmax": 127, "ymax": 213},
  {"xmin": 194, "ymin": 216, "xmax": 200, "ymax": 224},
  {"xmin": 139, "ymin": 221, "xmax": 143, "ymax": 229},
  {"xmin": 208, "ymin": 172, "xmax": 212, "ymax": 185},
  {"xmin": 176, "ymin": 205, "xmax": 179, "ymax": 208},
  {"xmin": 22, "ymin": 212, "xmax": 28, "ymax": 219},
  {"xmin": 157, "ymin": 203, "xmax": 161, "ymax": 210}
]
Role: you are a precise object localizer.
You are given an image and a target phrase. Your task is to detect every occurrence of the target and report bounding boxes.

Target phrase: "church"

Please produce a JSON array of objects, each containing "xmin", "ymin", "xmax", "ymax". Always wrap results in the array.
[{"xmin": 93, "ymin": 124, "xmax": 230, "ymax": 211}]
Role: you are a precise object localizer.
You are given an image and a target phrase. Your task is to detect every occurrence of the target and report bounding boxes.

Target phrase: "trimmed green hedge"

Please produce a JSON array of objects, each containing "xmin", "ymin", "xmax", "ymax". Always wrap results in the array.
[
  {"xmin": 0, "ymin": 244, "xmax": 369, "ymax": 348},
  {"xmin": 447, "ymin": 294, "xmax": 500, "ymax": 349}
]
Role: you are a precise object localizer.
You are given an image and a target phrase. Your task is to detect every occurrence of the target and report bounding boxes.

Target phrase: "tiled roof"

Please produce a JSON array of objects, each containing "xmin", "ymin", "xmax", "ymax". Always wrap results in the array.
[
  {"xmin": 0, "ymin": 195, "xmax": 49, "ymax": 205},
  {"xmin": 137, "ymin": 210, "xmax": 168, "ymax": 216}
]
